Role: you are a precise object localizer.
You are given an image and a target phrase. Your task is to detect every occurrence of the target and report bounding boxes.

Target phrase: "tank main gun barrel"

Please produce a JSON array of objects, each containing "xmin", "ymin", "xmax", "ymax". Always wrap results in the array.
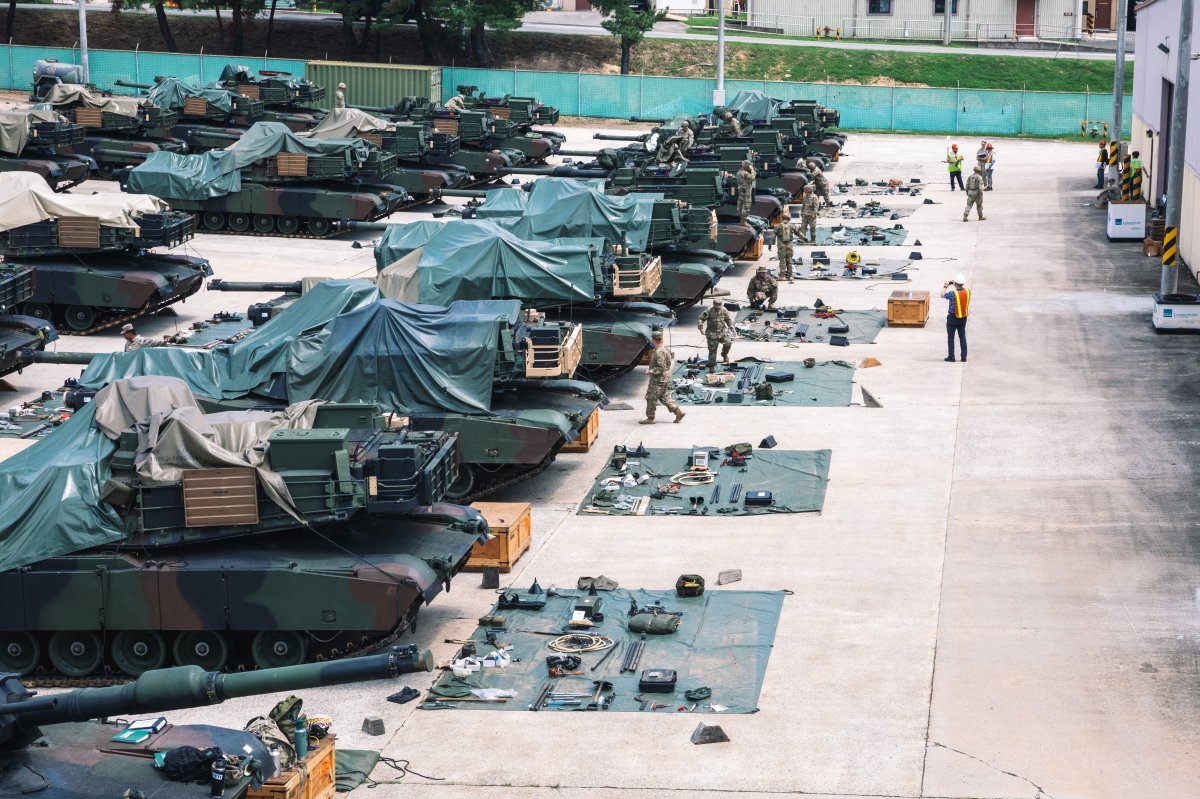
[
  {"xmin": 593, "ymin": 133, "xmax": 648, "ymax": 142},
  {"xmin": 114, "ymin": 80, "xmax": 153, "ymax": 91},
  {"xmin": 629, "ymin": 116, "xmax": 667, "ymax": 124},
  {"xmin": 557, "ymin": 150, "xmax": 602, "ymax": 158},
  {"xmin": 437, "ymin": 188, "xmax": 491, "ymax": 198},
  {"xmin": 20, "ymin": 351, "xmax": 96, "ymax": 366},
  {"xmin": 0, "ymin": 645, "xmax": 432, "ymax": 729},
  {"xmin": 500, "ymin": 165, "xmax": 607, "ymax": 178},
  {"xmin": 345, "ymin": 221, "xmax": 391, "ymax": 231},
  {"xmin": 208, "ymin": 279, "xmax": 303, "ymax": 293}
]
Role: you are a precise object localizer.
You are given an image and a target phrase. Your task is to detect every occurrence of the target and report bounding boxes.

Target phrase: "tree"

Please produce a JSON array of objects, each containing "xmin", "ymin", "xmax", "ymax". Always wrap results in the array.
[
  {"xmin": 152, "ymin": 2, "xmax": 179, "ymax": 52},
  {"xmin": 5, "ymin": 0, "xmax": 17, "ymax": 43},
  {"xmin": 428, "ymin": 0, "xmax": 543, "ymax": 69},
  {"xmin": 590, "ymin": 0, "xmax": 668, "ymax": 75}
]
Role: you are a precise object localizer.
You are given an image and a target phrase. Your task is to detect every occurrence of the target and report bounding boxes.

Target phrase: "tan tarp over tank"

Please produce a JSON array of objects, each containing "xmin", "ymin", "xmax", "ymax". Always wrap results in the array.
[
  {"xmin": 0, "ymin": 107, "xmax": 71, "ymax": 155},
  {"xmin": 0, "ymin": 172, "xmax": 164, "ymax": 233},
  {"xmin": 375, "ymin": 246, "xmax": 423, "ymax": 302},
  {"xmin": 303, "ymin": 107, "xmax": 394, "ymax": 139},
  {"xmin": 41, "ymin": 84, "xmax": 145, "ymax": 117}
]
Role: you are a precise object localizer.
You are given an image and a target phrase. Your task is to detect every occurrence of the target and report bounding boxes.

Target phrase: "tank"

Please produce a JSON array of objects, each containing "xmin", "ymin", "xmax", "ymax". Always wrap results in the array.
[
  {"xmin": 120, "ymin": 122, "xmax": 414, "ymax": 236},
  {"xmin": 0, "ymin": 648, "xmax": 431, "ymax": 796},
  {"xmin": 353, "ymin": 104, "xmax": 514, "ymax": 183},
  {"xmin": 302, "ymin": 108, "xmax": 469, "ymax": 198},
  {"xmin": 215, "ymin": 64, "xmax": 326, "ymax": 131},
  {"xmin": 0, "ymin": 173, "xmax": 212, "ymax": 334},
  {"xmin": 34, "ymin": 84, "xmax": 185, "ymax": 179},
  {"xmin": 0, "ymin": 264, "xmax": 57, "ymax": 380},
  {"xmin": 396, "ymin": 94, "xmax": 554, "ymax": 163},
  {"xmin": 457, "ymin": 84, "xmax": 565, "ymax": 154},
  {"xmin": 0, "ymin": 109, "xmax": 92, "ymax": 191},
  {"xmin": 66, "ymin": 283, "xmax": 603, "ymax": 501},
  {"xmin": 0, "ymin": 377, "xmax": 488, "ymax": 678}
]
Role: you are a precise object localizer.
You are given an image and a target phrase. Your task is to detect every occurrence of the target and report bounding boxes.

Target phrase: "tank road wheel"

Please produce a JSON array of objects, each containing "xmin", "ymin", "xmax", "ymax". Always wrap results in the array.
[
  {"xmin": 63, "ymin": 305, "xmax": 97, "ymax": 332},
  {"xmin": 304, "ymin": 218, "xmax": 331, "ymax": 236},
  {"xmin": 96, "ymin": 162, "xmax": 116, "ymax": 179},
  {"xmin": 19, "ymin": 302, "xmax": 53, "ymax": 322},
  {"xmin": 250, "ymin": 631, "xmax": 308, "ymax": 669},
  {"xmin": 47, "ymin": 630, "xmax": 103, "ymax": 677},
  {"xmin": 251, "ymin": 215, "xmax": 275, "ymax": 234},
  {"xmin": 111, "ymin": 630, "xmax": 167, "ymax": 677},
  {"xmin": 201, "ymin": 211, "xmax": 226, "ymax": 231},
  {"xmin": 444, "ymin": 464, "xmax": 479, "ymax": 502},
  {"xmin": 227, "ymin": 212, "xmax": 251, "ymax": 232},
  {"xmin": 275, "ymin": 215, "xmax": 300, "ymax": 235},
  {"xmin": 0, "ymin": 633, "xmax": 41, "ymax": 675},
  {"xmin": 172, "ymin": 631, "xmax": 229, "ymax": 671}
]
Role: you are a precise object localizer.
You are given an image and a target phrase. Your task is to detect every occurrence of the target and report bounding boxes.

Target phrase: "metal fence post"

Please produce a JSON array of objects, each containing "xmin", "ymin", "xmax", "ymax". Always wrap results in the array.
[
  {"xmin": 1019, "ymin": 88, "xmax": 1025, "ymax": 134},
  {"xmin": 6, "ymin": 43, "xmax": 12, "ymax": 92},
  {"xmin": 134, "ymin": 44, "xmax": 140, "ymax": 85},
  {"xmin": 199, "ymin": 46, "xmax": 204, "ymax": 82},
  {"xmin": 639, "ymin": 72, "xmax": 644, "ymax": 117},
  {"xmin": 513, "ymin": 69, "xmax": 517, "ymax": 95},
  {"xmin": 954, "ymin": 87, "xmax": 960, "ymax": 131},
  {"xmin": 890, "ymin": 86, "xmax": 896, "ymax": 130},
  {"xmin": 577, "ymin": 70, "xmax": 582, "ymax": 117}
]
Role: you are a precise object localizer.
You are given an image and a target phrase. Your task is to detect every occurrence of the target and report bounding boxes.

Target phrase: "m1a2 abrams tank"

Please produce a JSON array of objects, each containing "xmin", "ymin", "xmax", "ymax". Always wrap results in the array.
[
  {"xmin": 0, "ymin": 109, "xmax": 92, "ymax": 191},
  {"xmin": 114, "ymin": 76, "xmax": 265, "ymax": 154},
  {"xmin": 0, "ymin": 172, "xmax": 211, "ymax": 334},
  {"xmin": 0, "ymin": 374, "xmax": 488, "ymax": 677},
  {"xmin": 0, "ymin": 264, "xmax": 56, "ymax": 382},
  {"xmin": 121, "ymin": 122, "xmax": 413, "ymax": 236},
  {"xmin": 302, "ymin": 108, "xmax": 469, "ymax": 198},
  {"xmin": 215, "ymin": 64, "xmax": 327, "ymax": 131},
  {"xmin": 35, "ymin": 84, "xmax": 183, "ymax": 178},
  {"xmin": 456, "ymin": 84, "xmax": 565, "ymax": 151},
  {"xmin": 397, "ymin": 94, "xmax": 559, "ymax": 164},
  {"xmin": 0, "ymin": 648, "xmax": 431, "ymax": 795}
]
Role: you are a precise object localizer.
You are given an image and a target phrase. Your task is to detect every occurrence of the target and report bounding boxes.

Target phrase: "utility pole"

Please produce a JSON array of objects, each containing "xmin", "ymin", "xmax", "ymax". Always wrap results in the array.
[
  {"xmin": 78, "ymin": 0, "xmax": 90, "ymax": 83},
  {"xmin": 713, "ymin": 0, "xmax": 726, "ymax": 107},
  {"xmin": 942, "ymin": 0, "xmax": 952, "ymax": 46},
  {"xmin": 1160, "ymin": 0, "xmax": 1193, "ymax": 296},
  {"xmin": 1109, "ymin": 0, "xmax": 1129, "ymax": 182}
]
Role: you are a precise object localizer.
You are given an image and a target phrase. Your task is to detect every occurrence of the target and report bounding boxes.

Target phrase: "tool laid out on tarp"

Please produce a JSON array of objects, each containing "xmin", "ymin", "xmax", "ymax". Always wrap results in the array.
[
  {"xmin": 670, "ymin": 358, "xmax": 856, "ymax": 408},
  {"xmin": 580, "ymin": 445, "xmax": 832, "ymax": 516},
  {"xmin": 432, "ymin": 586, "xmax": 785, "ymax": 714},
  {"xmin": 731, "ymin": 306, "xmax": 885, "ymax": 344}
]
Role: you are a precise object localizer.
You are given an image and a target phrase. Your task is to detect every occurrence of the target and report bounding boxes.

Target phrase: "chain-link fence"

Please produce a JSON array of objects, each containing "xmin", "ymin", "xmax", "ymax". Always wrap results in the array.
[
  {"xmin": 0, "ymin": 44, "xmax": 306, "ymax": 95},
  {"xmin": 444, "ymin": 67, "xmax": 1132, "ymax": 137}
]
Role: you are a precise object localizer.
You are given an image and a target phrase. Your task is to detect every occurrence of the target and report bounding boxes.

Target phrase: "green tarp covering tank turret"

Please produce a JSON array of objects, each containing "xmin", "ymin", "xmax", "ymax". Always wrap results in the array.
[
  {"xmin": 0, "ymin": 172, "xmax": 211, "ymax": 334},
  {"xmin": 0, "ymin": 109, "xmax": 92, "ymax": 191},
  {"xmin": 119, "ymin": 122, "xmax": 415, "ymax": 236},
  {"xmin": 25, "ymin": 282, "xmax": 602, "ymax": 500},
  {"xmin": 0, "ymin": 372, "xmax": 488, "ymax": 678}
]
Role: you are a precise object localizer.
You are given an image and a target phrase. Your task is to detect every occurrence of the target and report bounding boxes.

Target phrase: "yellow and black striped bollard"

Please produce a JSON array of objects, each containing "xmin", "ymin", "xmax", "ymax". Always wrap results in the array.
[
  {"xmin": 1121, "ymin": 155, "xmax": 1132, "ymax": 200},
  {"xmin": 1162, "ymin": 227, "xmax": 1178, "ymax": 271}
]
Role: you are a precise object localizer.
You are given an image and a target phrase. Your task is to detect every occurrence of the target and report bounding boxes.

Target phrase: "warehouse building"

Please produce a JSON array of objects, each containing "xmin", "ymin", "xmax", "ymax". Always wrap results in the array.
[
  {"xmin": 746, "ymin": 0, "xmax": 1081, "ymax": 39},
  {"xmin": 1132, "ymin": 0, "xmax": 1199, "ymax": 279}
]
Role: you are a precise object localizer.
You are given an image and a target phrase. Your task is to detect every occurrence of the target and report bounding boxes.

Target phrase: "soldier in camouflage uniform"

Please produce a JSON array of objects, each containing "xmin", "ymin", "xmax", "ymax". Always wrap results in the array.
[
  {"xmin": 121, "ymin": 323, "xmax": 167, "ymax": 352},
  {"xmin": 722, "ymin": 111, "xmax": 743, "ymax": 137},
  {"xmin": 735, "ymin": 159, "xmax": 756, "ymax": 223},
  {"xmin": 963, "ymin": 166, "xmax": 986, "ymax": 222},
  {"xmin": 697, "ymin": 298, "xmax": 733, "ymax": 370},
  {"xmin": 746, "ymin": 266, "xmax": 778, "ymax": 310},
  {"xmin": 640, "ymin": 329, "xmax": 685, "ymax": 424},
  {"xmin": 798, "ymin": 185, "xmax": 819, "ymax": 244},
  {"xmin": 335, "ymin": 83, "xmax": 347, "ymax": 109},
  {"xmin": 772, "ymin": 213, "xmax": 796, "ymax": 282},
  {"xmin": 444, "ymin": 93, "xmax": 467, "ymax": 112},
  {"xmin": 657, "ymin": 120, "xmax": 694, "ymax": 165},
  {"xmin": 810, "ymin": 165, "xmax": 832, "ymax": 206}
]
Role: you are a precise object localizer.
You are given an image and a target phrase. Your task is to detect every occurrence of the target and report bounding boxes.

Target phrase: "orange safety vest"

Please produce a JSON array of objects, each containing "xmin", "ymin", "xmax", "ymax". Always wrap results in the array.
[{"xmin": 951, "ymin": 289, "xmax": 970, "ymax": 318}]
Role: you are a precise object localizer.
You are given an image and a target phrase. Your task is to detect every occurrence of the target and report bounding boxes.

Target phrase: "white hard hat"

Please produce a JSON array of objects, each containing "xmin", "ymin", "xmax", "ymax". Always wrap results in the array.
[
  {"xmin": 954, "ymin": 273, "xmax": 967, "ymax": 285},
  {"xmin": 338, "ymin": 82, "xmax": 346, "ymax": 89}
]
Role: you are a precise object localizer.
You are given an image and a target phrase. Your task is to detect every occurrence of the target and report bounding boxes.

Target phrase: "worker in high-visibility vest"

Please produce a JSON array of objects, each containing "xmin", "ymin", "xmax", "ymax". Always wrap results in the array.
[
  {"xmin": 1129, "ymin": 150, "xmax": 1143, "ymax": 197},
  {"xmin": 1095, "ymin": 141, "xmax": 1108, "ymax": 189},
  {"xmin": 942, "ymin": 274, "xmax": 971, "ymax": 363}
]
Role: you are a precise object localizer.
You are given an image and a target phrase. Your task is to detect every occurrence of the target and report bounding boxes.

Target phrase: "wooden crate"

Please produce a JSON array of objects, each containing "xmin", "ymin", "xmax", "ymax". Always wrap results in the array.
[
  {"xmin": 73, "ymin": 108, "xmax": 103, "ymax": 128},
  {"xmin": 464, "ymin": 502, "xmax": 532, "ymax": 573},
  {"xmin": 57, "ymin": 217, "xmax": 100, "ymax": 249},
  {"xmin": 275, "ymin": 153, "xmax": 309, "ymax": 177},
  {"xmin": 182, "ymin": 97, "xmax": 210, "ymax": 116},
  {"xmin": 247, "ymin": 734, "xmax": 336, "ymax": 799},
  {"xmin": 238, "ymin": 85, "xmax": 261, "ymax": 100},
  {"xmin": 887, "ymin": 290, "xmax": 931, "ymax": 327},
  {"xmin": 561, "ymin": 407, "xmax": 600, "ymax": 454}
]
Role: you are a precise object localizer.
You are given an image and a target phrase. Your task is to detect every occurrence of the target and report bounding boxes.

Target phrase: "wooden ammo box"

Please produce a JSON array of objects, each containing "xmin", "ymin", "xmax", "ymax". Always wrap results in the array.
[
  {"xmin": 464, "ymin": 502, "xmax": 532, "ymax": 573},
  {"xmin": 246, "ymin": 734, "xmax": 336, "ymax": 799},
  {"xmin": 887, "ymin": 289, "xmax": 931, "ymax": 327},
  {"xmin": 561, "ymin": 407, "xmax": 600, "ymax": 453}
]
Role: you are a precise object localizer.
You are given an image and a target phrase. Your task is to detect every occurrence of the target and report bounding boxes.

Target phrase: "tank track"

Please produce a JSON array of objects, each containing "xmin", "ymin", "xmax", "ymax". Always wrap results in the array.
[
  {"xmin": 577, "ymin": 361, "xmax": 639, "ymax": 386},
  {"xmin": 458, "ymin": 450, "xmax": 556, "ymax": 503}
]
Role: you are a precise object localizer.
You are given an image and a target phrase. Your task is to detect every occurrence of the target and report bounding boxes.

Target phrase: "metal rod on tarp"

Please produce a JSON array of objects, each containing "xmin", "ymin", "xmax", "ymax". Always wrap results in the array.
[{"xmin": 1160, "ymin": 0, "xmax": 1193, "ymax": 296}]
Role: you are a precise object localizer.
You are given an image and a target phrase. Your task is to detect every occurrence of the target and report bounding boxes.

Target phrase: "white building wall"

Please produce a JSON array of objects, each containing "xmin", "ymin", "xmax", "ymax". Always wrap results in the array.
[
  {"xmin": 1133, "ymin": 0, "xmax": 1200, "ymax": 280},
  {"xmin": 747, "ymin": 0, "xmax": 1076, "ymax": 38}
]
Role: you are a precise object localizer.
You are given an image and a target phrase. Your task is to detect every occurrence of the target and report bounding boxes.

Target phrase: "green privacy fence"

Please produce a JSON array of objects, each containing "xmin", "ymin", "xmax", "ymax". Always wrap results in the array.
[
  {"xmin": 442, "ymin": 67, "xmax": 1133, "ymax": 138},
  {"xmin": 0, "ymin": 44, "xmax": 306, "ymax": 94}
]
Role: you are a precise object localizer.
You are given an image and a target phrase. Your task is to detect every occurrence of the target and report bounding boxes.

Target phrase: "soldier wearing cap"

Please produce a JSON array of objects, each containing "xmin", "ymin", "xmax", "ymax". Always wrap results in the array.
[
  {"xmin": 122, "ymin": 323, "xmax": 167, "ymax": 353},
  {"xmin": 444, "ymin": 92, "xmax": 467, "ymax": 112},
  {"xmin": 334, "ymin": 82, "xmax": 347, "ymax": 109},
  {"xmin": 746, "ymin": 266, "xmax": 778, "ymax": 310},
  {"xmin": 697, "ymin": 298, "xmax": 733, "ymax": 370},
  {"xmin": 735, "ymin": 159, "xmax": 756, "ymax": 223},
  {"xmin": 640, "ymin": 329, "xmax": 684, "ymax": 425},
  {"xmin": 722, "ymin": 110, "xmax": 743, "ymax": 137},
  {"xmin": 658, "ymin": 120, "xmax": 694, "ymax": 165},
  {"xmin": 772, "ymin": 213, "xmax": 796, "ymax": 282}
]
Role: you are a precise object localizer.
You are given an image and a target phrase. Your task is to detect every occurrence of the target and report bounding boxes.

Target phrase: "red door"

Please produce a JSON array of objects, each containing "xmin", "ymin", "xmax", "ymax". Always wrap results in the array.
[
  {"xmin": 1093, "ymin": 0, "xmax": 1113, "ymax": 30},
  {"xmin": 577, "ymin": 0, "xmax": 591, "ymax": 9},
  {"xmin": 1015, "ymin": 0, "xmax": 1036, "ymax": 37}
]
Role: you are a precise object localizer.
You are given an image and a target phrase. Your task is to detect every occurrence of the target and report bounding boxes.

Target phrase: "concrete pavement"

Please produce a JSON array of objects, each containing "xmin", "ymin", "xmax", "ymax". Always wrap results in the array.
[{"xmin": 5, "ymin": 126, "xmax": 1198, "ymax": 797}]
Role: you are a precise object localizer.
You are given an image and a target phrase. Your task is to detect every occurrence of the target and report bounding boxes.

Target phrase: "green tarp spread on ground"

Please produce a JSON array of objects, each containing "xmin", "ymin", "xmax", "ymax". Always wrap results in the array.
[
  {"xmin": 476, "ymin": 178, "xmax": 658, "ymax": 252},
  {"xmin": 734, "ymin": 307, "xmax": 886, "ymax": 344},
  {"xmin": 375, "ymin": 220, "xmax": 599, "ymax": 306},
  {"xmin": 285, "ymin": 299, "xmax": 520, "ymax": 415},
  {"xmin": 579, "ymin": 447, "xmax": 831, "ymax": 516},
  {"xmin": 79, "ymin": 282, "xmax": 517, "ymax": 416},
  {"xmin": 427, "ymin": 588, "xmax": 785, "ymax": 712},
  {"xmin": 146, "ymin": 76, "xmax": 235, "ymax": 114},
  {"xmin": 0, "ymin": 402, "xmax": 124, "ymax": 573},
  {"xmin": 126, "ymin": 122, "xmax": 370, "ymax": 200},
  {"xmin": 814, "ymin": 224, "xmax": 908, "ymax": 247},
  {"xmin": 670, "ymin": 358, "xmax": 855, "ymax": 407},
  {"xmin": 0, "ymin": 108, "xmax": 69, "ymax": 155},
  {"xmin": 796, "ymin": 258, "xmax": 912, "ymax": 281},
  {"xmin": 335, "ymin": 750, "xmax": 381, "ymax": 792},
  {"xmin": 80, "ymin": 280, "xmax": 382, "ymax": 397}
]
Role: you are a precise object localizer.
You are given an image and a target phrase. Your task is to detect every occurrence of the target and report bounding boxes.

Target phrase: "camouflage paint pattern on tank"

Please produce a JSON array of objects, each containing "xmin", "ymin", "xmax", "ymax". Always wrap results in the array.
[
  {"xmin": 64, "ymin": 136, "xmax": 184, "ymax": 179},
  {"xmin": 0, "ymin": 265, "xmax": 57, "ymax": 379},
  {"xmin": 0, "ymin": 155, "xmax": 91, "ymax": 191}
]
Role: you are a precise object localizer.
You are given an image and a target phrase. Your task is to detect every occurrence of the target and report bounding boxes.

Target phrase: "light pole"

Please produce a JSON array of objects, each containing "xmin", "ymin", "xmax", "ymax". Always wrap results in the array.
[
  {"xmin": 713, "ymin": 0, "xmax": 726, "ymax": 107},
  {"xmin": 942, "ymin": 0, "xmax": 952, "ymax": 46},
  {"xmin": 78, "ymin": 0, "xmax": 90, "ymax": 83},
  {"xmin": 1108, "ymin": 0, "xmax": 1129, "ymax": 182}
]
